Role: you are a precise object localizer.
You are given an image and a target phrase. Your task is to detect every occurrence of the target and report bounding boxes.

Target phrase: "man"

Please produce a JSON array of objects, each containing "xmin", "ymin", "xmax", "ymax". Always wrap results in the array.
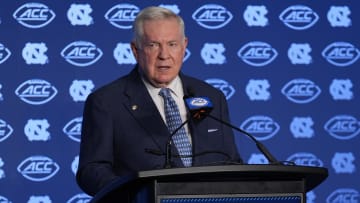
[{"xmin": 76, "ymin": 6, "xmax": 242, "ymax": 196}]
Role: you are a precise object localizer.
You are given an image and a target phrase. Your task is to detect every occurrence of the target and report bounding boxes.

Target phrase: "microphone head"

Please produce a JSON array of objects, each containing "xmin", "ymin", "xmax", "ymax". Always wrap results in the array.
[{"xmin": 184, "ymin": 97, "xmax": 213, "ymax": 120}]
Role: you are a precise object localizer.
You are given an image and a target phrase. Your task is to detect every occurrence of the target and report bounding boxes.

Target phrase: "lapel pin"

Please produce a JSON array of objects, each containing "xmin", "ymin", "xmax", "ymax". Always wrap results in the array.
[{"xmin": 131, "ymin": 105, "xmax": 138, "ymax": 111}]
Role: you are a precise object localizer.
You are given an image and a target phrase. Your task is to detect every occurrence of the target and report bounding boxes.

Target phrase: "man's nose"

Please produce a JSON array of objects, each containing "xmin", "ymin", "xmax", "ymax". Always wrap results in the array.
[{"xmin": 158, "ymin": 45, "xmax": 170, "ymax": 59}]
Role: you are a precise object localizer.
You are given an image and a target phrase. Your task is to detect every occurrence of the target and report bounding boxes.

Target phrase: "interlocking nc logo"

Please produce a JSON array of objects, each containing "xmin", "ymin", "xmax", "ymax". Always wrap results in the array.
[
  {"xmin": 113, "ymin": 43, "xmax": 136, "ymax": 65},
  {"xmin": 61, "ymin": 41, "xmax": 103, "ymax": 67},
  {"xmin": 159, "ymin": 4, "xmax": 180, "ymax": 14},
  {"xmin": 13, "ymin": 2, "xmax": 56, "ymax": 28},
  {"xmin": 105, "ymin": 3, "xmax": 139, "ymax": 29},
  {"xmin": 332, "ymin": 152, "xmax": 356, "ymax": 174},
  {"xmin": 322, "ymin": 42, "xmax": 360, "ymax": 67},
  {"xmin": 0, "ymin": 119, "xmax": 13, "ymax": 142},
  {"xmin": 246, "ymin": 79, "xmax": 270, "ymax": 101},
  {"xmin": 248, "ymin": 154, "xmax": 268, "ymax": 164},
  {"xmin": 63, "ymin": 117, "xmax": 82, "ymax": 142},
  {"xmin": 281, "ymin": 78, "xmax": 321, "ymax": 104},
  {"xmin": 71, "ymin": 155, "xmax": 79, "ymax": 175},
  {"xmin": 238, "ymin": 41, "xmax": 278, "ymax": 67},
  {"xmin": 330, "ymin": 79, "xmax": 353, "ymax": 100},
  {"xmin": 17, "ymin": 155, "xmax": 60, "ymax": 181},
  {"xmin": 22, "ymin": 42, "xmax": 48, "ymax": 65},
  {"xmin": 240, "ymin": 115, "xmax": 280, "ymax": 141},
  {"xmin": 205, "ymin": 78, "xmax": 235, "ymax": 100},
  {"xmin": 67, "ymin": 193, "xmax": 92, "ymax": 203},
  {"xmin": 306, "ymin": 191, "xmax": 316, "ymax": 203},
  {"xmin": 67, "ymin": 4, "xmax": 93, "ymax": 26},
  {"xmin": 243, "ymin": 5, "xmax": 268, "ymax": 27},
  {"xmin": 327, "ymin": 6, "xmax": 351, "ymax": 27},
  {"xmin": 0, "ymin": 43, "xmax": 11, "ymax": 64},
  {"xmin": 287, "ymin": 152, "xmax": 323, "ymax": 167},
  {"xmin": 0, "ymin": 84, "xmax": 3, "ymax": 101},
  {"xmin": 290, "ymin": 117, "xmax": 314, "ymax": 138},
  {"xmin": 192, "ymin": 4, "xmax": 233, "ymax": 29},
  {"xmin": 28, "ymin": 196, "xmax": 51, "ymax": 203},
  {"xmin": 288, "ymin": 43, "xmax": 312, "ymax": 65},
  {"xmin": 324, "ymin": 115, "xmax": 360, "ymax": 140},
  {"xmin": 279, "ymin": 5, "xmax": 319, "ymax": 30},
  {"xmin": 69, "ymin": 80, "xmax": 94, "ymax": 102},
  {"xmin": 201, "ymin": 43, "xmax": 226, "ymax": 64},
  {"xmin": 0, "ymin": 158, "xmax": 5, "ymax": 180},
  {"xmin": 0, "ymin": 196, "xmax": 11, "ymax": 203},
  {"xmin": 24, "ymin": 119, "xmax": 51, "ymax": 141},
  {"xmin": 327, "ymin": 188, "xmax": 359, "ymax": 203},
  {"xmin": 15, "ymin": 79, "xmax": 57, "ymax": 105}
]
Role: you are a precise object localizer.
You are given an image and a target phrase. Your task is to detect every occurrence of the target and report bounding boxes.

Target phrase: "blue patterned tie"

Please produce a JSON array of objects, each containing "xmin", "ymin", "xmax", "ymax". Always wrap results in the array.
[{"xmin": 159, "ymin": 88, "xmax": 192, "ymax": 167}]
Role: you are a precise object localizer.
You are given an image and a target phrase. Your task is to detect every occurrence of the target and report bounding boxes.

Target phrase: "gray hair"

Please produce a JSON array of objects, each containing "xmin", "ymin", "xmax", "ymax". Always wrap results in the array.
[{"xmin": 132, "ymin": 6, "xmax": 186, "ymax": 47}]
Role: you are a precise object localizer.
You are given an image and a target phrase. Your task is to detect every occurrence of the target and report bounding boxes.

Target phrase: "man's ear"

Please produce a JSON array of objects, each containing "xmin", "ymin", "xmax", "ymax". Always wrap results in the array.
[{"xmin": 130, "ymin": 41, "xmax": 139, "ymax": 61}]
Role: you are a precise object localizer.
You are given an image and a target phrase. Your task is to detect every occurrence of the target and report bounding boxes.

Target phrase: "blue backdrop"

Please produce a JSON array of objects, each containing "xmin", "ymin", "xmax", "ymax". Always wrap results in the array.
[{"xmin": 0, "ymin": 1, "xmax": 359, "ymax": 203}]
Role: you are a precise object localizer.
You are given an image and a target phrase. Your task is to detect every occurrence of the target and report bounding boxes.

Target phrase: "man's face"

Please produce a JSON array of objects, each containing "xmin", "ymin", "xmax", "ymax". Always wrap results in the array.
[{"xmin": 131, "ymin": 18, "xmax": 188, "ymax": 87}]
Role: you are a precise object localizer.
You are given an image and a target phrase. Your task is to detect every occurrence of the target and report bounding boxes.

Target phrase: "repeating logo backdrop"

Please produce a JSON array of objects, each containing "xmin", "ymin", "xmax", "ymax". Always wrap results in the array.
[{"xmin": 0, "ymin": 1, "xmax": 359, "ymax": 202}]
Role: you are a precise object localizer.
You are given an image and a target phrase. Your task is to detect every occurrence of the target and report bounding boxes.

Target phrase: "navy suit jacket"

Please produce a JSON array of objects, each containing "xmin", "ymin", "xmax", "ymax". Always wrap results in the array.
[{"xmin": 76, "ymin": 67, "xmax": 242, "ymax": 196}]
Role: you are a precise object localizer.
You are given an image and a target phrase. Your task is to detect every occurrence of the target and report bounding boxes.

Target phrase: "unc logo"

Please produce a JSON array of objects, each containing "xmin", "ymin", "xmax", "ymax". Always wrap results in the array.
[
  {"xmin": 281, "ymin": 78, "xmax": 321, "ymax": 104},
  {"xmin": 13, "ymin": 3, "xmax": 56, "ymax": 28},
  {"xmin": 61, "ymin": 41, "xmax": 103, "ymax": 67},
  {"xmin": 290, "ymin": 117, "xmax": 314, "ymax": 138},
  {"xmin": 237, "ymin": 41, "xmax": 278, "ymax": 67},
  {"xmin": 0, "ymin": 43, "xmax": 11, "ymax": 64},
  {"xmin": 324, "ymin": 115, "xmax": 360, "ymax": 140},
  {"xmin": 63, "ymin": 117, "xmax": 82, "ymax": 142},
  {"xmin": 332, "ymin": 152, "xmax": 355, "ymax": 174},
  {"xmin": 279, "ymin": 5, "xmax": 319, "ymax": 30},
  {"xmin": 113, "ymin": 43, "xmax": 136, "ymax": 65},
  {"xmin": 22, "ymin": 42, "xmax": 48, "ymax": 65},
  {"xmin": 326, "ymin": 188, "xmax": 359, "ymax": 203},
  {"xmin": 67, "ymin": 4, "xmax": 93, "ymax": 26},
  {"xmin": 201, "ymin": 43, "xmax": 226, "ymax": 64},
  {"xmin": 190, "ymin": 98, "xmax": 209, "ymax": 107},
  {"xmin": 71, "ymin": 155, "xmax": 79, "ymax": 175},
  {"xmin": 307, "ymin": 191, "xmax": 316, "ymax": 203},
  {"xmin": 0, "ymin": 84, "xmax": 2, "ymax": 101},
  {"xmin": 322, "ymin": 42, "xmax": 360, "ymax": 67},
  {"xmin": 105, "ymin": 4, "xmax": 139, "ymax": 29},
  {"xmin": 69, "ymin": 80, "xmax": 94, "ymax": 102},
  {"xmin": 240, "ymin": 115, "xmax": 280, "ymax": 141},
  {"xmin": 287, "ymin": 152, "xmax": 323, "ymax": 167},
  {"xmin": 15, "ymin": 79, "xmax": 57, "ymax": 105},
  {"xmin": 67, "ymin": 193, "xmax": 92, "ymax": 203},
  {"xmin": 17, "ymin": 155, "xmax": 60, "ymax": 181},
  {"xmin": 248, "ymin": 153, "xmax": 268, "ymax": 164},
  {"xmin": 28, "ymin": 195, "xmax": 51, "ymax": 203},
  {"xmin": 330, "ymin": 79, "xmax": 353, "ymax": 100},
  {"xmin": 24, "ymin": 119, "xmax": 50, "ymax": 141},
  {"xmin": 205, "ymin": 78, "xmax": 235, "ymax": 100},
  {"xmin": 246, "ymin": 79, "xmax": 270, "ymax": 101},
  {"xmin": 0, "ymin": 195, "xmax": 11, "ymax": 203},
  {"xmin": 288, "ymin": 43, "xmax": 312, "ymax": 65},
  {"xmin": 192, "ymin": 4, "xmax": 233, "ymax": 29},
  {"xmin": 0, "ymin": 158, "xmax": 5, "ymax": 179},
  {"xmin": 327, "ymin": 6, "xmax": 351, "ymax": 27},
  {"xmin": 159, "ymin": 4, "xmax": 180, "ymax": 14},
  {"xmin": 243, "ymin": 5, "xmax": 268, "ymax": 27},
  {"xmin": 0, "ymin": 119, "xmax": 13, "ymax": 142}
]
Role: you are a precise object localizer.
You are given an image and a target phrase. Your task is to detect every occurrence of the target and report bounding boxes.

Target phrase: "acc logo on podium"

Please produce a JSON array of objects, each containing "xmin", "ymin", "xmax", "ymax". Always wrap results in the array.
[{"xmin": 17, "ymin": 156, "xmax": 59, "ymax": 181}]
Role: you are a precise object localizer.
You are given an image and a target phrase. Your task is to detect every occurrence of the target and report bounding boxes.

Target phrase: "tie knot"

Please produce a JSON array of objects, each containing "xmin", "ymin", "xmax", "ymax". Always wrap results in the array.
[{"xmin": 159, "ymin": 88, "xmax": 172, "ymax": 99}]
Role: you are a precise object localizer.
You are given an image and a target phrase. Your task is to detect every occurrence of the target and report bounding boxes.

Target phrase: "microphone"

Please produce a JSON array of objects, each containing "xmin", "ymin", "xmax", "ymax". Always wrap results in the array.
[{"xmin": 184, "ymin": 95, "xmax": 280, "ymax": 165}]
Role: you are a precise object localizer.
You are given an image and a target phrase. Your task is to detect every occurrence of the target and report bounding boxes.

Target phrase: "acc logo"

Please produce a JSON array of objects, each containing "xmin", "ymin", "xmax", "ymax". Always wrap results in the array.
[
  {"xmin": 0, "ymin": 119, "xmax": 13, "ymax": 142},
  {"xmin": 159, "ymin": 4, "xmax": 180, "ymax": 14},
  {"xmin": 205, "ymin": 78, "xmax": 235, "ymax": 100},
  {"xmin": 330, "ymin": 79, "xmax": 353, "ymax": 100},
  {"xmin": 67, "ymin": 193, "xmax": 92, "ymax": 203},
  {"xmin": 192, "ymin": 4, "xmax": 233, "ymax": 29},
  {"xmin": 322, "ymin": 42, "xmax": 360, "ymax": 67},
  {"xmin": 279, "ymin": 5, "xmax": 319, "ymax": 30},
  {"xmin": 240, "ymin": 115, "xmax": 280, "ymax": 141},
  {"xmin": 324, "ymin": 115, "xmax": 360, "ymax": 140},
  {"xmin": 113, "ymin": 43, "xmax": 136, "ymax": 65},
  {"xmin": 332, "ymin": 152, "xmax": 355, "ymax": 174},
  {"xmin": 243, "ymin": 5, "xmax": 268, "ymax": 27},
  {"xmin": 28, "ymin": 195, "xmax": 51, "ymax": 203},
  {"xmin": 105, "ymin": 4, "xmax": 139, "ymax": 29},
  {"xmin": 246, "ymin": 79, "xmax": 270, "ymax": 101},
  {"xmin": 290, "ymin": 117, "xmax": 314, "ymax": 138},
  {"xmin": 287, "ymin": 152, "xmax": 323, "ymax": 167},
  {"xmin": 63, "ymin": 117, "xmax": 82, "ymax": 142},
  {"xmin": 67, "ymin": 4, "xmax": 93, "ymax": 26},
  {"xmin": 69, "ymin": 80, "xmax": 94, "ymax": 102},
  {"xmin": 288, "ymin": 43, "xmax": 312, "ymax": 65},
  {"xmin": 201, "ymin": 43, "xmax": 226, "ymax": 64},
  {"xmin": 0, "ymin": 196, "xmax": 11, "ymax": 203},
  {"xmin": 22, "ymin": 42, "xmax": 48, "ymax": 65},
  {"xmin": 24, "ymin": 119, "xmax": 50, "ymax": 141},
  {"xmin": 0, "ymin": 43, "xmax": 11, "ymax": 64},
  {"xmin": 71, "ymin": 155, "xmax": 79, "ymax": 175},
  {"xmin": 15, "ymin": 79, "xmax": 57, "ymax": 105},
  {"xmin": 0, "ymin": 158, "xmax": 5, "ymax": 179},
  {"xmin": 13, "ymin": 3, "xmax": 56, "ymax": 28},
  {"xmin": 61, "ymin": 41, "xmax": 103, "ymax": 67},
  {"xmin": 238, "ymin": 41, "xmax": 278, "ymax": 67},
  {"xmin": 327, "ymin": 6, "xmax": 351, "ymax": 27},
  {"xmin": 327, "ymin": 188, "xmax": 359, "ymax": 203},
  {"xmin": 17, "ymin": 155, "xmax": 60, "ymax": 181},
  {"xmin": 281, "ymin": 78, "xmax": 321, "ymax": 104},
  {"xmin": 184, "ymin": 48, "xmax": 191, "ymax": 62},
  {"xmin": 189, "ymin": 97, "xmax": 210, "ymax": 107}
]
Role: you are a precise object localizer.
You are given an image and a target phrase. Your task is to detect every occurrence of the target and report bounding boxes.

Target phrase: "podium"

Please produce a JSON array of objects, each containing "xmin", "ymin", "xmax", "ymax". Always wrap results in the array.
[{"xmin": 90, "ymin": 164, "xmax": 328, "ymax": 203}]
